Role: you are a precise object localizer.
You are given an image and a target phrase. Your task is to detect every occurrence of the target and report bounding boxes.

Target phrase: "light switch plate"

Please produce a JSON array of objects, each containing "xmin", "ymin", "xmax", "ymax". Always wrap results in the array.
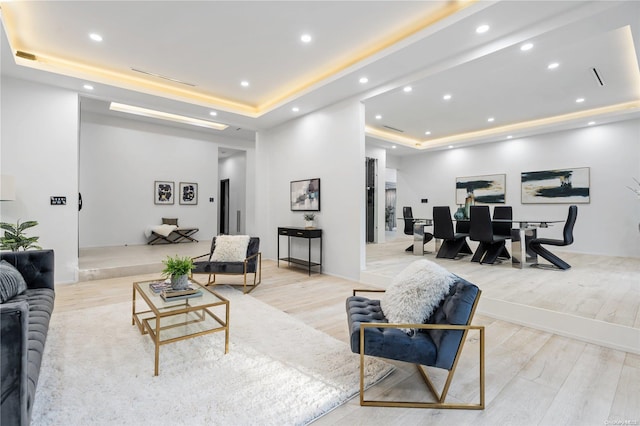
[{"xmin": 50, "ymin": 196, "xmax": 66, "ymax": 205}]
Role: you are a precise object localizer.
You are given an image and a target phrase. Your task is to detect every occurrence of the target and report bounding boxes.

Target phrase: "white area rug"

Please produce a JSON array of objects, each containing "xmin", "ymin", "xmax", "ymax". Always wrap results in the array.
[{"xmin": 32, "ymin": 286, "xmax": 393, "ymax": 425}]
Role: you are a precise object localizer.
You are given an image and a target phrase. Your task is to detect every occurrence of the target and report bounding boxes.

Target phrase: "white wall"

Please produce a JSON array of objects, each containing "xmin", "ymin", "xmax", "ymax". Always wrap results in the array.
[
  {"xmin": 255, "ymin": 98, "xmax": 366, "ymax": 280},
  {"xmin": 396, "ymin": 119, "xmax": 640, "ymax": 257},
  {"xmin": 0, "ymin": 77, "xmax": 79, "ymax": 282},
  {"xmin": 219, "ymin": 151, "xmax": 247, "ymax": 234},
  {"xmin": 79, "ymin": 111, "xmax": 256, "ymax": 247}
]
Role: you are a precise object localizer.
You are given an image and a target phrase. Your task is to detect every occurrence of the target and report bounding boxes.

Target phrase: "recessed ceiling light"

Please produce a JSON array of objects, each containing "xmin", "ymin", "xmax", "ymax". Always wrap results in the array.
[
  {"xmin": 487, "ymin": 117, "xmax": 495, "ymax": 122},
  {"xmin": 507, "ymin": 135, "xmax": 513, "ymax": 139},
  {"xmin": 83, "ymin": 84, "xmax": 94, "ymax": 90},
  {"xmin": 403, "ymin": 86, "xmax": 412, "ymax": 93},
  {"xmin": 209, "ymin": 111, "xmax": 217, "ymax": 116},
  {"xmin": 448, "ymin": 145, "xmax": 454, "ymax": 149},
  {"xmin": 292, "ymin": 107, "xmax": 299, "ymax": 112},
  {"xmin": 375, "ymin": 115, "xmax": 382, "ymax": 120},
  {"xmin": 576, "ymin": 98, "xmax": 585, "ymax": 103},
  {"xmin": 588, "ymin": 121, "xmax": 596, "ymax": 125},
  {"xmin": 443, "ymin": 94, "xmax": 452, "ymax": 100},
  {"xmin": 547, "ymin": 62, "xmax": 559, "ymax": 70},
  {"xmin": 241, "ymin": 80, "xmax": 250, "ymax": 87},
  {"xmin": 476, "ymin": 24, "xmax": 490, "ymax": 34},
  {"xmin": 89, "ymin": 33, "xmax": 103, "ymax": 42},
  {"xmin": 391, "ymin": 145, "xmax": 397, "ymax": 149},
  {"xmin": 425, "ymin": 131, "xmax": 431, "ymax": 135},
  {"xmin": 359, "ymin": 77, "xmax": 369, "ymax": 84},
  {"xmin": 300, "ymin": 34, "xmax": 312, "ymax": 43},
  {"xmin": 520, "ymin": 43, "xmax": 533, "ymax": 51}
]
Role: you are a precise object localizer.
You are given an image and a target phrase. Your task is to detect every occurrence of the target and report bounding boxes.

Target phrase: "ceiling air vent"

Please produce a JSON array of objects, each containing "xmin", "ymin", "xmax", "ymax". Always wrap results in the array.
[
  {"xmin": 383, "ymin": 125, "xmax": 404, "ymax": 133},
  {"xmin": 591, "ymin": 67, "xmax": 604, "ymax": 86},
  {"xmin": 131, "ymin": 68, "xmax": 196, "ymax": 87}
]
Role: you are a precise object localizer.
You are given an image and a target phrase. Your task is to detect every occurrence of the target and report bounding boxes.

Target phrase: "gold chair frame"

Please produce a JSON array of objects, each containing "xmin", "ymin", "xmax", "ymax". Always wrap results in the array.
[
  {"xmin": 354, "ymin": 289, "xmax": 485, "ymax": 409},
  {"xmin": 192, "ymin": 251, "xmax": 262, "ymax": 294}
]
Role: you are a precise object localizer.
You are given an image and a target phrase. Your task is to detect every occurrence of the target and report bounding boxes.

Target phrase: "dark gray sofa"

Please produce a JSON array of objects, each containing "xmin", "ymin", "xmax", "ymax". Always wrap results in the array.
[{"xmin": 0, "ymin": 250, "xmax": 55, "ymax": 426}]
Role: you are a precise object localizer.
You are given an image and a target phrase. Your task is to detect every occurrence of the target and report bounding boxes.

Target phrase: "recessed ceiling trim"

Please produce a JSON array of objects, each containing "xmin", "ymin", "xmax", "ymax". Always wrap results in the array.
[
  {"xmin": 366, "ymin": 101, "xmax": 640, "ymax": 150},
  {"xmin": 109, "ymin": 102, "xmax": 229, "ymax": 130},
  {"xmin": 1, "ymin": 0, "xmax": 476, "ymax": 118},
  {"xmin": 419, "ymin": 101, "xmax": 640, "ymax": 149}
]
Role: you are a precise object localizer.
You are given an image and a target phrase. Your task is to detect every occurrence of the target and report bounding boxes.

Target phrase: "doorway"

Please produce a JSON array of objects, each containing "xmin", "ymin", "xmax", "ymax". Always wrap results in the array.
[
  {"xmin": 219, "ymin": 179, "xmax": 229, "ymax": 235},
  {"xmin": 365, "ymin": 157, "xmax": 377, "ymax": 243}
]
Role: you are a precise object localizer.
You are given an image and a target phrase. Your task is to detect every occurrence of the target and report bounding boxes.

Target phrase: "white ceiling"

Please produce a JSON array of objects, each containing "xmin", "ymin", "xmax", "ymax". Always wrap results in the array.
[{"xmin": 1, "ymin": 1, "xmax": 639, "ymax": 156}]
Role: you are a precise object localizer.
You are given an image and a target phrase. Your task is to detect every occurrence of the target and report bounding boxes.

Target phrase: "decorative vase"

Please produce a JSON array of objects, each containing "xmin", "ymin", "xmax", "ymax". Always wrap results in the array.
[
  {"xmin": 305, "ymin": 220, "xmax": 314, "ymax": 229},
  {"xmin": 171, "ymin": 274, "xmax": 189, "ymax": 290},
  {"xmin": 454, "ymin": 206, "xmax": 465, "ymax": 220}
]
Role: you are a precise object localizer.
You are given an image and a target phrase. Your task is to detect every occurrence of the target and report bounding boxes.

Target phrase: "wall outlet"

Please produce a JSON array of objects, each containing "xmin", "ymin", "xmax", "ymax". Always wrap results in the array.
[
  {"xmin": 421, "ymin": 198, "xmax": 428, "ymax": 203},
  {"xmin": 209, "ymin": 197, "xmax": 214, "ymax": 203}
]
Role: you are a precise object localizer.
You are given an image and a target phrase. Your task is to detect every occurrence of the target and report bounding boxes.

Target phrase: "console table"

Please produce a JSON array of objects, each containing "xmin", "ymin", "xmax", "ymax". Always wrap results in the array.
[{"xmin": 277, "ymin": 227, "xmax": 322, "ymax": 275}]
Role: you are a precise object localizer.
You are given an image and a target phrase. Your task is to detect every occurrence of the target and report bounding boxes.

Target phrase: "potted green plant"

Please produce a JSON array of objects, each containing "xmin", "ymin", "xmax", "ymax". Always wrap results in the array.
[
  {"xmin": 0, "ymin": 220, "xmax": 42, "ymax": 251},
  {"xmin": 304, "ymin": 212, "xmax": 316, "ymax": 229},
  {"xmin": 162, "ymin": 255, "xmax": 194, "ymax": 290}
]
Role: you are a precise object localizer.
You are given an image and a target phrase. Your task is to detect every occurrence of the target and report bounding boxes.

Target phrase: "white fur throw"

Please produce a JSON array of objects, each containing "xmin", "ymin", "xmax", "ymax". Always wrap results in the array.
[
  {"xmin": 211, "ymin": 235, "xmax": 251, "ymax": 262},
  {"xmin": 153, "ymin": 224, "xmax": 177, "ymax": 237},
  {"xmin": 380, "ymin": 259, "xmax": 455, "ymax": 334}
]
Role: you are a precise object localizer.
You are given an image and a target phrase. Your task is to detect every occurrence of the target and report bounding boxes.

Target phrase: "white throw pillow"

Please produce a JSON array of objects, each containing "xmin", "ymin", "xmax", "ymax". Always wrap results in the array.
[
  {"xmin": 211, "ymin": 235, "xmax": 251, "ymax": 262},
  {"xmin": 380, "ymin": 259, "xmax": 455, "ymax": 334}
]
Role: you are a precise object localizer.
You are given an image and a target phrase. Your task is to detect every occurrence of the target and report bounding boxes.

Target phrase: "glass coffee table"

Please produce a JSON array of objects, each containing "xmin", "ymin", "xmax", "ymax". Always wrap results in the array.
[{"xmin": 132, "ymin": 278, "xmax": 229, "ymax": 375}]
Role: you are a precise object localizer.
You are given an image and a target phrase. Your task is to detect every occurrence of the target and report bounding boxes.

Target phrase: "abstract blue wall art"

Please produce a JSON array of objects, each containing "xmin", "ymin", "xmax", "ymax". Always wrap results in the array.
[
  {"xmin": 521, "ymin": 167, "xmax": 590, "ymax": 204},
  {"xmin": 456, "ymin": 174, "xmax": 506, "ymax": 204}
]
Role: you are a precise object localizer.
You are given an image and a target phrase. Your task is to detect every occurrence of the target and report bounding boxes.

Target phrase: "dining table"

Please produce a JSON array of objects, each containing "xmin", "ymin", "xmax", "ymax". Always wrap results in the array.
[
  {"xmin": 407, "ymin": 218, "xmax": 433, "ymax": 256},
  {"xmin": 452, "ymin": 218, "xmax": 565, "ymax": 268}
]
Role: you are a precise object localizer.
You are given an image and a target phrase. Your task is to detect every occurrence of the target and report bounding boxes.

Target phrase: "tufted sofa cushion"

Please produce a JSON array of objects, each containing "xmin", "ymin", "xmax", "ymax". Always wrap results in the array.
[{"xmin": 346, "ymin": 275, "xmax": 479, "ymax": 370}]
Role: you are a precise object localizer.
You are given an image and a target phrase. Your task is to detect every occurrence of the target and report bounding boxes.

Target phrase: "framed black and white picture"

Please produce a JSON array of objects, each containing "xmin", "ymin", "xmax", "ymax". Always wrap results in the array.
[
  {"xmin": 456, "ymin": 174, "xmax": 506, "ymax": 204},
  {"xmin": 179, "ymin": 182, "xmax": 198, "ymax": 205},
  {"xmin": 290, "ymin": 178, "xmax": 320, "ymax": 211},
  {"xmin": 154, "ymin": 181, "xmax": 174, "ymax": 205},
  {"xmin": 521, "ymin": 167, "xmax": 590, "ymax": 204}
]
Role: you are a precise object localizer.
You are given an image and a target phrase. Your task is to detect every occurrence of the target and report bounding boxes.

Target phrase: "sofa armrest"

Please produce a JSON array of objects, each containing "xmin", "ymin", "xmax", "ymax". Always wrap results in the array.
[
  {"xmin": 0, "ymin": 300, "xmax": 29, "ymax": 426},
  {"xmin": 0, "ymin": 250, "xmax": 54, "ymax": 291}
]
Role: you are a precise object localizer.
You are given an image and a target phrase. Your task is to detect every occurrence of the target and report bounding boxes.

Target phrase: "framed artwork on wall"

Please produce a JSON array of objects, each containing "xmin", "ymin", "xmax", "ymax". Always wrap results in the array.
[
  {"xmin": 154, "ymin": 181, "xmax": 174, "ymax": 205},
  {"xmin": 179, "ymin": 182, "xmax": 198, "ymax": 205},
  {"xmin": 521, "ymin": 167, "xmax": 590, "ymax": 204},
  {"xmin": 290, "ymin": 178, "xmax": 320, "ymax": 211},
  {"xmin": 455, "ymin": 174, "xmax": 506, "ymax": 204}
]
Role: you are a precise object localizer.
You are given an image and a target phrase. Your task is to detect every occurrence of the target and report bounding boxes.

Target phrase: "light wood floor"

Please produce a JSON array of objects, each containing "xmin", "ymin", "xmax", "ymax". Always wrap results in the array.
[{"xmin": 59, "ymin": 238, "xmax": 640, "ymax": 425}]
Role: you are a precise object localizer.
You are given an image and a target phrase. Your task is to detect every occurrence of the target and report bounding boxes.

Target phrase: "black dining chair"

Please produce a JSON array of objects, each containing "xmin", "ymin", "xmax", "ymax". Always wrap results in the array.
[
  {"xmin": 469, "ymin": 205, "xmax": 509, "ymax": 264},
  {"xmin": 528, "ymin": 205, "xmax": 577, "ymax": 270},
  {"xmin": 492, "ymin": 206, "xmax": 512, "ymax": 259},
  {"xmin": 403, "ymin": 206, "xmax": 433, "ymax": 253},
  {"xmin": 432, "ymin": 206, "xmax": 471, "ymax": 259}
]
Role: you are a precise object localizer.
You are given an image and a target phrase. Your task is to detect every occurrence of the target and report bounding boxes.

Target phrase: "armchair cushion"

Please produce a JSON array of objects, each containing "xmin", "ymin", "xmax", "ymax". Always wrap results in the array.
[
  {"xmin": 211, "ymin": 235, "xmax": 251, "ymax": 262},
  {"xmin": 380, "ymin": 259, "xmax": 454, "ymax": 334},
  {"xmin": 0, "ymin": 260, "xmax": 28, "ymax": 303}
]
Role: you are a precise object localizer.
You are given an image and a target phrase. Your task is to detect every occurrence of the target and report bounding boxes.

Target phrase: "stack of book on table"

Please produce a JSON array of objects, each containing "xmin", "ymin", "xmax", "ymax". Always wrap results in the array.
[{"xmin": 160, "ymin": 287, "xmax": 203, "ymax": 302}]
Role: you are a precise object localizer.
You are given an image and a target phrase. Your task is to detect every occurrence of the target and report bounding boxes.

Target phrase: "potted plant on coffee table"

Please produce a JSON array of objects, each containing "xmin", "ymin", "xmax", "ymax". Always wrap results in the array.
[{"xmin": 162, "ymin": 255, "xmax": 194, "ymax": 290}]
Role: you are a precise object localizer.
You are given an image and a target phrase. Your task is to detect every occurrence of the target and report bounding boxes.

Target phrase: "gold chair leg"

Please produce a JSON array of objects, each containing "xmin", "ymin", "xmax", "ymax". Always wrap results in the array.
[{"xmin": 359, "ymin": 326, "xmax": 485, "ymax": 409}]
